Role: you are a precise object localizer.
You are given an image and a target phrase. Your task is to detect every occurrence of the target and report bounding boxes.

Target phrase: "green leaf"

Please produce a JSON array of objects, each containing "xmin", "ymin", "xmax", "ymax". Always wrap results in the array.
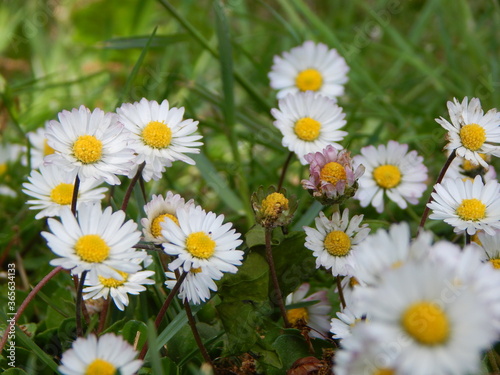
[
  {"xmin": 121, "ymin": 320, "xmax": 148, "ymax": 350},
  {"xmin": 57, "ymin": 318, "xmax": 77, "ymax": 352},
  {"xmin": 146, "ymin": 320, "xmax": 164, "ymax": 375},
  {"xmin": 3, "ymin": 369, "xmax": 28, "ymax": 375},
  {"xmin": 100, "ymin": 34, "xmax": 187, "ymax": 49},
  {"xmin": 14, "ymin": 326, "xmax": 59, "ymax": 372}
]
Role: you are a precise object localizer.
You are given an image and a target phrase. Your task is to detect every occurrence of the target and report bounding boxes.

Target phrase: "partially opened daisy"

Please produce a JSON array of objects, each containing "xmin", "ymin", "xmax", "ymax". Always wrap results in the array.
[
  {"xmin": 268, "ymin": 40, "xmax": 349, "ymax": 99},
  {"xmin": 41, "ymin": 203, "xmax": 142, "ymax": 278},
  {"xmin": 45, "ymin": 105, "xmax": 135, "ymax": 185},
  {"xmin": 165, "ymin": 267, "xmax": 220, "ymax": 305},
  {"xmin": 303, "ymin": 209, "xmax": 370, "ymax": 276},
  {"xmin": 354, "ymin": 140, "xmax": 428, "ymax": 213},
  {"xmin": 427, "ymin": 175, "xmax": 500, "ymax": 235},
  {"xmin": 0, "ymin": 143, "xmax": 22, "ymax": 197},
  {"xmin": 58, "ymin": 333, "xmax": 142, "ymax": 375},
  {"xmin": 162, "ymin": 206, "xmax": 244, "ymax": 275},
  {"xmin": 26, "ymin": 123, "xmax": 56, "ymax": 169},
  {"xmin": 271, "ymin": 92, "xmax": 347, "ymax": 164},
  {"xmin": 116, "ymin": 98, "xmax": 203, "ymax": 181},
  {"xmin": 476, "ymin": 230, "xmax": 500, "ymax": 269},
  {"xmin": 436, "ymin": 97, "xmax": 500, "ymax": 168},
  {"xmin": 330, "ymin": 305, "xmax": 366, "ymax": 340},
  {"xmin": 23, "ymin": 164, "xmax": 107, "ymax": 220},
  {"xmin": 446, "ymin": 152, "xmax": 496, "ymax": 183}
]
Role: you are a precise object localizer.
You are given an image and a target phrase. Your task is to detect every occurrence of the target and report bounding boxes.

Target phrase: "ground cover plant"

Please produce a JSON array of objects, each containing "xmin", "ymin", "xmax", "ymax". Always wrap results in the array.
[{"xmin": 1, "ymin": 0, "xmax": 500, "ymax": 374}]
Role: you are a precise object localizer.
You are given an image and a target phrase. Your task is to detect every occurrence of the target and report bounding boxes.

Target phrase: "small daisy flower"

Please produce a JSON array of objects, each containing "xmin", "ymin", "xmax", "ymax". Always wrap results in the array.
[
  {"xmin": 427, "ymin": 175, "xmax": 500, "ymax": 235},
  {"xmin": 41, "ymin": 203, "xmax": 142, "ymax": 278},
  {"xmin": 301, "ymin": 145, "xmax": 365, "ymax": 205},
  {"xmin": 251, "ymin": 186, "xmax": 297, "ymax": 228},
  {"xmin": 116, "ymin": 98, "xmax": 203, "ymax": 181},
  {"xmin": 303, "ymin": 209, "xmax": 370, "ymax": 276},
  {"xmin": 268, "ymin": 40, "xmax": 349, "ymax": 99},
  {"xmin": 330, "ymin": 305, "xmax": 366, "ymax": 340},
  {"xmin": 476, "ymin": 230, "xmax": 500, "ymax": 269},
  {"xmin": 446, "ymin": 152, "xmax": 497, "ymax": 183},
  {"xmin": 285, "ymin": 283, "xmax": 331, "ymax": 339},
  {"xmin": 162, "ymin": 206, "xmax": 244, "ymax": 275},
  {"xmin": 436, "ymin": 97, "xmax": 500, "ymax": 168},
  {"xmin": 165, "ymin": 267, "xmax": 220, "ymax": 305},
  {"xmin": 26, "ymin": 123, "xmax": 56, "ymax": 169},
  {"xmin": 271, "ymin": 92, "xmax": 347, "ymax": 164},
  {"xmin": 0, "ymin": 143, "xmax": 22, "ymax": 197},
  {"xmin": 45, "ymin": 105, "xmax": 135, "ymax": 185},
  {"xmin": 58, "ymin": 333, "xmax": 142, "ymax": 375},
  {"xmin": 141, "ymin": 192, "xmax": 194, "ymax": 244},
  {"xmin": 354, "ymin": 140, "xmax": 428, "ymax": 213},
  {"xmin": 22, "ymin": 164, "xmax": 107, "ymax": 220}
]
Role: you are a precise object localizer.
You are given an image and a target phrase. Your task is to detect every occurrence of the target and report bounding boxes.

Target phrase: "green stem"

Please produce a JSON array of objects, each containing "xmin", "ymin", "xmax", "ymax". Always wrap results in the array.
[
  {"xmin": 71, "ymin": 175, "xmax": 80, "ymax": 215},
  {"xmin": 75, "ymin": 271, "xmax": 88, "ymax": 337},
  {"xmin": 121, "ymin": 163, "xmax": 146, "ymax": 212},
  {"xmin": 97, "ymin": 297, "xmax": 110, "ymax": 335},
  {"xmin": 336, "ymin": 276, "xmax": 346, "ymax": 309},
  {"xmin": 277, "ymin": 152, "xmax": 294, "ymax": 192}
]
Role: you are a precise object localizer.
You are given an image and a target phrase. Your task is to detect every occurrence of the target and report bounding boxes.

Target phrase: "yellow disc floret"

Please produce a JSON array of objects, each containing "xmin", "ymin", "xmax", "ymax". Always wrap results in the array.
[
  {"xmin": 295, "ymin": 68, "xmax": 323, "ymax": 92},
  {"xmin": 460, "ymin": 124, "xmax": 486, "ymax": 151},
  {"xmin": 373, "ymin": 369, "xmax": 396, "ymax": 375},
  {"xmin": 75, "ymin": 234, "xmax": 110, "ymax": 263},
  {"xmin": 261, "ymin": 192, "xmax": 289, "ymax": 218},
  {"xmin": 142, "ymin": 121, "xmax": 172, "ymax": 149},
  {"xmin": 0, "ymin": 164, "xmax": 7, "ymax": 176},
  {"xmin": 287, "ymin": 307, "xmax": 309, "ymax": 326},
  {"xmin": 186, "ymin": 231, "xmax": 216, "ymax": 259},
  {"xmin": 489, "ymin": 259, "xmax": 500, "ymax": 269},
  {"xmin": 456, "ymin": 198, "xmax": 486, "ymax": 221},
  {"xmin": 402, "ymin": 301, "xmax": 450, "ymax": 345},
  {"xmin": 324, "ymin": 231, "xmax": 351, "ymax": 256},
  {"xmin": 50, "ymin": 183, "xmax": 74, "ymax": 205},
  {"xmin": 294, "ymin": 117, "xmax": 321, "ymax": 141},
  {"xmin": 43, "ymin": 139, "xmax": 56, "ymax": 156},
  {"xmin": 320, "ymin": 162, "xmax": 347, "ymax": 185},
  {"xmin": 151, "ymin": 213, "xmax": 179, "ymax": 238},
  {"xmin": 98, "ymin": 270, "xmax": 129, "ymax": 288},
  {"xmin": 73, "ymin": 135, "xmax": 103, "ymax": 164},
  {"xmin": 85, "ymin": 359, "xmax": 116, "ymax": 375},
  {"xmin": 373, "ymin": 165, "xmax": 401, "ymax": 189}
]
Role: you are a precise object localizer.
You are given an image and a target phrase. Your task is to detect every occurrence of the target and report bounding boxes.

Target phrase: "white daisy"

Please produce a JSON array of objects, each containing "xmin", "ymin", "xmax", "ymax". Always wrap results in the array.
[
  {"xmin": 164, "ymin": 267, "xmax": 220, "ymax": 305},
  {"xmin": 22, "ymin": 164, "xmax": 107, "ymax": 220},
  {"xmin": 41, "ymin": 203, "xmax": 143, "ymax": 278},
  {"xmin": 58, "ymin": 333, "xmax": 142, "ymax": 375},
  {"xmin": 26, "ymin": 123, "xmax": 56, "ymax": 169},
  {"xmin": 0, "ymin": 143, "xmax": 22, "ymax": 197},
  {"xmin": 354, "ymin": 140, "xmax": 428, "ymax": 213},
  {"xmin": 116, "ymin": 98, "xmax": 203, "ymax": 181},
  {"xmin": 303, "ymin": 209, "xmax": 370, "ymax": 276},
  {"xmin": 285, "ymin": 283, "xmax": 331, "ymax": 339},
  {"xmin": 271, "ymin": 92, "xmax": 347, "ymax": 164},
  {"xmin": 45, "ymin": 105, "xmax": 135, "ymax": 185},
  {"xmin": 83, "ymin": 266, "xmax": 155, "ymax": 311},
  {"xmin": 268, "ymin": 40, "xmax": 349, "ymax": 99},
  {"xmin": 162, "ymin": 206, "xmax": 244, "ymax": 275},
  {"xmin": 427, "ymin": 175, "xmax": 500, "ymax": 235},
  {"xmin": 330, "ymin": 305, "xmax": 367, "ymax": 340},
  {"xmin": 361, "ymin": 261, "xmax": 495, "ymax": 375},
  {"xmin": 436, "ymin": 97, "xmax": 500, "ymax": 168},
  {"xmin": 446, "ymin": 152, "xmax": 497, "ymax": 183},
  {"xmin": 477, "ymin": 229, "xmax": 500, "ymax": 268},
  {"xmin": 141, "ymin": 192, "xmax": 194, "ymax": 244}
]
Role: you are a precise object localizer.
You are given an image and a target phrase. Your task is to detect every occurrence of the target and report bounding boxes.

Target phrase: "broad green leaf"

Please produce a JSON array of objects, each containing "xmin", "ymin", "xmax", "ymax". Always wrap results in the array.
[
  {"xmin": 14, "ymin": 326, "xmax": 59, "ymax": 372},
  {"xmin": 121, "ymin": 320, "xmax": 148, "ymax": 350}
]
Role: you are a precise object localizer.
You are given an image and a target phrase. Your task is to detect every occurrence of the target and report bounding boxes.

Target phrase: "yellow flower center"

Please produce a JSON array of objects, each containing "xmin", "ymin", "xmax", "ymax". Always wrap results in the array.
[
  {"xmin": 489, "ymin": 259, "xmax": 500, "ymax": 269},
  {"xmin": 191, "ymin": 267, "xmax": 202, "ymax": 274},
  {"xmin": 98, "ymin": 270, "xmax": 129, "ymax": 288},
  {"xmin": 186, "ymin": 232, "xmax": 216, "ymax": 259},
  {"xmin": 373, "ymin": 165, "xmax": 401, "ymax": 189},
  {"xmin": 73, "ymin": 135, "xmax": 103, "ymax": 164},
  {"xmin": 50, "ymin": 183, "xmax": 74, "ymax": 205},
  {"xmin": 261, "ymin": 192, "xmax": 289, "ymax": 218},
  {"xmin": 460, "ymin": 124, "xmax": 486, "ymax": 151},
  {"xmin": 456, "ymin": 198, "xmax": 486, "ymax": 221},
  {"xmin": 319, "ymin": 162, "xmax": 347, "ymax": 185},
  {"xmin": 294, "ymin": 117, "xmax": 321, "ymax": 141},
  {"xmin": 295, "ymin": 68, "xmax": 323, "ymax": 92},
  {"xmin": 75, "ymin": 234, "xmax": 110, "ymax": 263},
  {"xmin": 151, "ymin": 213, "xmax": 179, "ymax": 238},
  {"xmin": 142, "ymin": 121, "xmax": 172, "ymax": 149},
  {"xmin": 43, "ymin": 139, "xmax": 56, "ymax": 156},
  {"xmin": 85, "ymin": 359, "xmax": 116, "ymax": 375},
  {"xmin": 0, "ymin": 163, "xmax": 7, "ymax": 176},
  {"xmin": 402, "ymin": 301, "xmax": 450, "ymax": 345},
  {"xmin": 373, "ymin": 369, "xmax": 395, "ymax": 375},
  {"xmin": 324, "ymin": 231, "xmax": 351, "ymax": 257},
  {"xmin": 287, "ymin": 307, "xmax": 309, "ymax": 326},
  {"xmin": 349, "ymin": 277, "xmax": 359, "ymax": 288}
]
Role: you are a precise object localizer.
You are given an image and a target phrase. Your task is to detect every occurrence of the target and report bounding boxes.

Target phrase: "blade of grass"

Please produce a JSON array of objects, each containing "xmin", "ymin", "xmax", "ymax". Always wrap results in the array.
[
  {"xmin": 99, "ymin": 34, "xmax": 187, "ymax": 49},
  {"xmin": 291, "ymin": 200, "xmax": 323, "ymax": 231},
  {"xmin": 14, "ymin": 326, "xmax": 59, "ymax": 372},
  {"xmin": 146, "ymin": 320, "xmax": 165, "ymax": 375}
]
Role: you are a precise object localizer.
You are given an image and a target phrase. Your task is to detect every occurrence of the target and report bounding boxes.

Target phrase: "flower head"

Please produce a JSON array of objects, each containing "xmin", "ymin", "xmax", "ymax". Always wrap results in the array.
[
  {"xmin": 0, "ymin": 143, "xmax": 22, "ymax": 197},
  {"xmin": 251, "ymin": 186, "xmax": 297, "ymax": 228},
  {"xmin": 26, "ymin": 123, "xmax": 56, "ymax": 169},
  {"xmin": 165, "ymin": 267, "xmax": 221, "ymax": 305}
]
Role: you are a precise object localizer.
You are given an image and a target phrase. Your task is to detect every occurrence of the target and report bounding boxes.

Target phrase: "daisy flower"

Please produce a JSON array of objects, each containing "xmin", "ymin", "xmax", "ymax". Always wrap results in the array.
[
  {"xmin": 354, "ymin": 140, "xmax": 428, "ymax": 213},
  {"xmin": 271, "ymin": 92, "xmax": 347, "ymax": 164},
  {"xmin": 141, "ymin": 192, "xmax": 194, "ymax": 244},
  {"xmin": 476, "ymin": 230, "xmax": 500, "ymax": 268},
  {"xmin": 165, "ymin": 267, "xmax": 220, "ymax": 305},
  {"xmin": 303, "ymin": 209, "xmax": 370, "ymax": 276},
  {"xmin": 58, "ymin": 333, "xmax": 142, "ymax": 375},
  {"xmin": 330, "ymin": 305, "xmax": 367, "ymax": 340},
  {"xmin": 22, "ymin": 164, "xmax": 107, "ymax": 220},
  {"xmin": 285, "ymin": 283, "xmax": 331, "ymax": 339},
  {"xmin": 116, "ymin": 98, "xmax": 203, "ymax": 181},
  {"xmin": 301, "ymin": 145, "xmax": 365, "ymax": 205},
  {"xmin": 268, "ymin": 40, "xmax": 349, "ymax": 99},
  {"xmin": 0, "ymin": 143, "xmax": 22, "ymax": 197},
  {"xmin": 26, "ymin": 123, "xmax": 56, "ymax": 169},
  {"xmin": 446, "ymin": 152, "xmax": 496, "ymax": 183},
  {"xmin": 427, "ymin": 175, "xmax": 500, "ymax": 235},
  {"xmin": 251, "ymin": 186, "xmax": 297, "ymax": 228},
  {"xmin": 162, "ymin": 205, "xmax": 244, "ymax": 275},
  {"xmin": 436, "ymin": 97, "xmax": 500, "ymax": 168},
  {"xmin": 45, "ymin": 105, "xmax": 135, "ymax": 185},
  {"xmin": 41, "ymin": 203, "xmax": 142, "ymax": 278}
]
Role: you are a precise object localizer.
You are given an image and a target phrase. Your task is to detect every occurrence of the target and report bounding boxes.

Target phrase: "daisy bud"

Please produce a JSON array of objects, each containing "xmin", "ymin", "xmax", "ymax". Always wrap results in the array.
[{"xmin": 251, "ymin": 186, "xmax": 297, "ymax": 228}]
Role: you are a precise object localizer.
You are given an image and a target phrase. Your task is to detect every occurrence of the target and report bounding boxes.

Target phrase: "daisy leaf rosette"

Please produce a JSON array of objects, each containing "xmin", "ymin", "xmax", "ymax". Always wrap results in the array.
[
  {"xmin": 436, "ymin": 97, "xmax": 500, "ymax": 168},
  {"xmin": 302, "ymin": 145, "xmax": 365, "ymax": 205},
  {"xmin": 41, "ymin": 203, "xmax": 143, "ymax": 278},
  {"xmin": 45, "ymin": 105, "xmax": 135, "ymax": 185},
  {"xmin": 427, "ymin": 175, "xmax": 500, "ymax": 235},
  {"xmin": 251, "ymin": 186, "xmax": 297, "ymax": 228},
  {"xmin": 271, "ymin": 92, "xmax": 347, "ymax": 165},
  {"xmin": 268, "ymin": 40, "xmax": 349, "ymax": 100},
  {"xmin": 116, "ymin": 98, "xmax": 203, "ymax": 181}
]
